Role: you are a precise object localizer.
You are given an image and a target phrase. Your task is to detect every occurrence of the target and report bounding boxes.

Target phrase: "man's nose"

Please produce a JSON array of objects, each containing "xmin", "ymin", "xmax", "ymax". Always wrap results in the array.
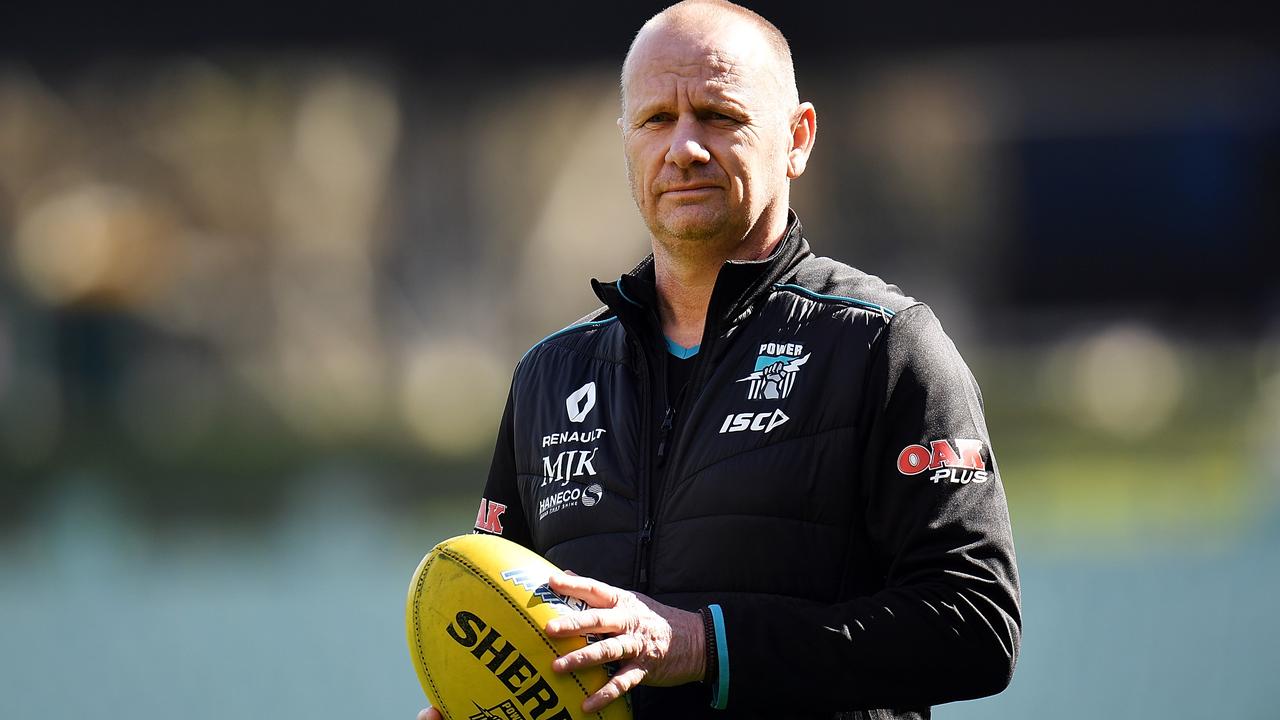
[{"xmin": 665, "ymin": 117, "xmax": 711, "ymax": 168}]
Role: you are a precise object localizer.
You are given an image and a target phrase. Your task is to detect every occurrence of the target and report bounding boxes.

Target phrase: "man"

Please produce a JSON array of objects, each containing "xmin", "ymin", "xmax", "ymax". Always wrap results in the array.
[{"xmin": 421, "ymin": 1, "xmax": 1020, "ymax": 717}]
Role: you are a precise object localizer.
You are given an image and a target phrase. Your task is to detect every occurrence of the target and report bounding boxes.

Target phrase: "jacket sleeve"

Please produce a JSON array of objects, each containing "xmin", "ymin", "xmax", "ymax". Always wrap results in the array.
[
  {"xmin": 471, "ymin": 377, "xmax": 534, "ymax": 550},
  {"xmin": 712, "ymin": 303, "xmax": 1021, "ymax": 711}
]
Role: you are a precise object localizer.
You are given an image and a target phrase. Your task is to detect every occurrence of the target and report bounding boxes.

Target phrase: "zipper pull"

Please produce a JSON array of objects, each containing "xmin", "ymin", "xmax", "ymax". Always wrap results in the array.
[
  {"xmin": 638, "ymin": 518, "xmax": 653, "ymax": 585},
  {"xmin": 656, "ymin": 406, "xmax": 676, "ymax": 464}
]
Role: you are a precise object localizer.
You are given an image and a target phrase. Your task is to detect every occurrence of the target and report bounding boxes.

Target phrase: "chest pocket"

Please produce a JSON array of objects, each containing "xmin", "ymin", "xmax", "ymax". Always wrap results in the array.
[
  {"xmin": 676, "ymin": 330, "xmax": 864, "ymax": 508},
  {"xmin": 513, "ymin": 358, "xmax": 643, "ymax": 553}
]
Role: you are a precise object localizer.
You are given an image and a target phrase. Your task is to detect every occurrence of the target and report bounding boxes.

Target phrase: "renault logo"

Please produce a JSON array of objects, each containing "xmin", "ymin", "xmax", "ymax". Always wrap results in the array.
[{"xmin": 565, "ymin": 382, "xmax": 596, "ymax": 423}]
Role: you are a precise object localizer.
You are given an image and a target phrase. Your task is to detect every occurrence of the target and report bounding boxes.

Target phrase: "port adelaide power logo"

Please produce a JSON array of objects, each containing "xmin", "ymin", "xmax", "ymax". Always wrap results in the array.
[{"xmin": 736, "ymin": 342, "xmax": 810, "ymax": 400}]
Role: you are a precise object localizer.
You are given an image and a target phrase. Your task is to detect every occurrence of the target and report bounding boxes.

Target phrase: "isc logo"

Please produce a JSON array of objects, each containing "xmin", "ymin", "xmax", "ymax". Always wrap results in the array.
[{"xmin": 718, "ymin": 409, "xmax": 789, "ymax": 434}]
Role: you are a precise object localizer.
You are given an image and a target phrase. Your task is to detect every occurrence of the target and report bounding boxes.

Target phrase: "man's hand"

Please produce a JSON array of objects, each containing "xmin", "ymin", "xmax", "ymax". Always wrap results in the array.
[
  {"xmin": 416, "ymin": 708, "xmax": 440, "ymax": 720},
  {"xmin": 543, "ymin": 571, "xmax": 705, "ymax": 713}
]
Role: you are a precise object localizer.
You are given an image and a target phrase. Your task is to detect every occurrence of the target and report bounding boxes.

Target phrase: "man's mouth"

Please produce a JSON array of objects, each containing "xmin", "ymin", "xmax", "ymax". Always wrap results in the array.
[{"xmin": 661, "ymin": 184, "xmax": 720, "ymax": 194}]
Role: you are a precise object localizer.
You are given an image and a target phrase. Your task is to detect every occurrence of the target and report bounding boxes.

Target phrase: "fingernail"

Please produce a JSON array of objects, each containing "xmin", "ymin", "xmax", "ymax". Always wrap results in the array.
[{"xmin": 546, "ymin": 621, "xmax": 559, "ymax": 633}]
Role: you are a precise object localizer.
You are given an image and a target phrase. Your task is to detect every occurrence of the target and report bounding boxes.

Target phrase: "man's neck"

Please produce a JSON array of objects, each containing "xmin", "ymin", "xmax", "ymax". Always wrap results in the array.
[{"xmin": 651, "ymin": 209, "xmax": 788, "ymax": 349}]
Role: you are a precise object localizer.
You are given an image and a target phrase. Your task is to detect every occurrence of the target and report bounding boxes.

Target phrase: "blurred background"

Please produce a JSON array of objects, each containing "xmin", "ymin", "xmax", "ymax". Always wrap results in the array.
[{"xmin": 1, "ymin": 1, "xmax": 1277, "ymax": 717}]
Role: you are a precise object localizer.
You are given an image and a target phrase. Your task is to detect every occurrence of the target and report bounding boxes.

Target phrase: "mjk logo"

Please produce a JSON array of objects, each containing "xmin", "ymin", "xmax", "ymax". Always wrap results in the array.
[
  {"xmin": 566, "ymin": 382, "xmax": 596, "ymax": 422},
  {"xmin": 541, "ymin": 449, "xmax": 598, "ymax": 486}
]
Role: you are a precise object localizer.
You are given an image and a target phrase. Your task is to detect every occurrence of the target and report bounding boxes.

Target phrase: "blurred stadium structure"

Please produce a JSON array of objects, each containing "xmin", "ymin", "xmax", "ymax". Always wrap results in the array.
[{"xmin": 1, "ymin": 2, "xmax": 1278, "ymax": 718}]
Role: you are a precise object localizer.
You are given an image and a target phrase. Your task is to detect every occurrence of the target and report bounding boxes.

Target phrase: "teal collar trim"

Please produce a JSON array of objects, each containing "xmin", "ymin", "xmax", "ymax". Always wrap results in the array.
[{"xmin": 664, "ymin": 337, "xmax": 701, "ymax": 359}]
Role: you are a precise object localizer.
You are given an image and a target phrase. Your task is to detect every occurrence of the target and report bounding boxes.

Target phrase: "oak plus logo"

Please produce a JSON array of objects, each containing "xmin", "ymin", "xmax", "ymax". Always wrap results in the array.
[
  {"xmin": 565, "ymin": 381, "xmax": 596, "ymax": 422},
  {"xmin": 897, "ymin": 439, "xmax": 991, "ymax": 484},
  {"xmin": 736, "ymin": 342, "xmax": 810, "ymax": 400},
  {"xmin": 473, "ymin": 497, "xmax": 507, "ymax": 534}
]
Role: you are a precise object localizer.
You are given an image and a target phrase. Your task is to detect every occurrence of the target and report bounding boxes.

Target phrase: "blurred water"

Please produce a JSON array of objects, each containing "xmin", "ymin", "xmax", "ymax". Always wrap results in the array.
[
  {"xmin": 1, "ymin": 476, "xmax": 1277, "ymax": 719},
  {"xmin": 0, "ymin": 475, "xmax": 470, "ymax": 720}
]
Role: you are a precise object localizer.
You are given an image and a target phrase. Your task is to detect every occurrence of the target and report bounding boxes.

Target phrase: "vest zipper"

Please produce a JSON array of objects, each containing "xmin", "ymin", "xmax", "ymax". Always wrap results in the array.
[
  {"xmin": 656, "ymin": 405, "xmax": 676, "ymax": 464},
  {"xmin": 633, "ymin": 335, "xmax": 654, "ymax": 591},
  {"xmin": 642, "ymin": 311, "xmax": 738, "ymax": 591},
  {"xmin": 641, "ymin": 402, "xmax": 677, "ymax": 587},
  {"xmin": 638, "ymin": 518, "xmax": 654, "ymax": 585}
]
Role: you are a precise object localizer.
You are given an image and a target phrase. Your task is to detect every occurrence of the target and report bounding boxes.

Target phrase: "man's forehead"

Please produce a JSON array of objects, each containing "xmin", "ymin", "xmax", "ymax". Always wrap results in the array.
[
  {"xmin": 638, "ymin": 49, "xmax": 742, "ymax": 83},
  {"xmin": 630, "ymin": 20, "xmax": 763, "ymax": 75},
  {"xmin": 624, "ymin": 30, "xmax": 771, "ymax": 106}
]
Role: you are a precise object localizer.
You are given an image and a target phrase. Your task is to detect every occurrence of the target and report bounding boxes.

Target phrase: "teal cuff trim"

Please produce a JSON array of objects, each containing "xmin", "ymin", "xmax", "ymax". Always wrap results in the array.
[
  {"xmin": 664, "ymin": 336, "xmax": 701, "ymax": 359},
  {"xmin": 708, "ymin": 604, "xmax": 729, "ymax": 710}
]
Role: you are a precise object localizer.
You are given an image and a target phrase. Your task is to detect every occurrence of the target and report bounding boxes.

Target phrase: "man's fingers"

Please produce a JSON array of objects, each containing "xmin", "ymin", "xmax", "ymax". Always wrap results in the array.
[
  {"xmin": 417, "ymin": 708, "xmax": 441, "ymax": 720},
  {"xmin": 545, "ymin": 607, "xmax": 630, "ymax": 636},
  {"xmin": 582, "ymin": 662, "xmax": 647, "ymax": 713},
  {"xmin": 553, "ymin": 634, "xmax": 642, "ymax": 672},
  {"xmin": 547, "ymin": 572, "xmax": 622, "ymax": 608}
]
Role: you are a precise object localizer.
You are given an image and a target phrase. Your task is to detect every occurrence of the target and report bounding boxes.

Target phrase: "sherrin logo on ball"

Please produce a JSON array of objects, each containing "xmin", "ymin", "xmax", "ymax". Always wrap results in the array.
[{"xmin": 406, "ymin": 534, "xmax": 632, "ymax": 720}]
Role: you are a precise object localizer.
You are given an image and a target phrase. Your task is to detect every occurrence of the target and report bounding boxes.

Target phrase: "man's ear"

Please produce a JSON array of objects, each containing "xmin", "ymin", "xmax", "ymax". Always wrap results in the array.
[
  {"xmin": 617, "ymin": 117, "xmax": 625, "ymax": 132},
  {"xmin": 787, "ymin": 102, "xmax": 817, "ymax": 179}
]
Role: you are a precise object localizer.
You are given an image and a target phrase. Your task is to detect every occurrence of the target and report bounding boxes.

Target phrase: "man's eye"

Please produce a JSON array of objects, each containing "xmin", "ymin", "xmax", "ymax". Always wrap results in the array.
[
  {"xmin": 709, "ymin": 112, "xmax": 740, "ymax": 124},
  {"xmin": 644, "ymin": 114, "xmax": 670, "ymax": 124}
]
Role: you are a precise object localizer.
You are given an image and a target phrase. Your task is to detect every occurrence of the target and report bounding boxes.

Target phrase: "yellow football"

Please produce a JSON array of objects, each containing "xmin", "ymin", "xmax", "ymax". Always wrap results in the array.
[{"xmin": 406, "ymin": 533, "xmax": 633, "ymax": 720}]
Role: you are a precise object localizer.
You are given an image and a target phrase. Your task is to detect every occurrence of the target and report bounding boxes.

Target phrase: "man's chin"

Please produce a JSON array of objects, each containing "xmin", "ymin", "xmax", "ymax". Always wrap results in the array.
[{"xmin": 653, "ymin": 208, "xmax": 734, "ymax": 244}]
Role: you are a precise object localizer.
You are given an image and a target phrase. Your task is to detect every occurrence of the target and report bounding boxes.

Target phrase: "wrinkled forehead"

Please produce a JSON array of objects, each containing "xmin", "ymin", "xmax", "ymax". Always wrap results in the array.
[{"xmin": 623, "ymin": 24, "xmax": 776, "ymax": 110}]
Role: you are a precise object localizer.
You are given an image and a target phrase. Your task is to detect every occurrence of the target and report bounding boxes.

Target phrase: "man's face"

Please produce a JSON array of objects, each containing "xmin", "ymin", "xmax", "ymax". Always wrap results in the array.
[{"xmin": 620, "ymin": 23, "xmax": 793, "ymax": 249}]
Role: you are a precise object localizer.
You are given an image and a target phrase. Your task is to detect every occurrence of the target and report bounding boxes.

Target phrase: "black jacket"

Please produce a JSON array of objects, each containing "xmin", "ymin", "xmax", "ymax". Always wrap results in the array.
[{"xmin": 475, "ymin": 214, "xmax": 1021, "ymax": 719}]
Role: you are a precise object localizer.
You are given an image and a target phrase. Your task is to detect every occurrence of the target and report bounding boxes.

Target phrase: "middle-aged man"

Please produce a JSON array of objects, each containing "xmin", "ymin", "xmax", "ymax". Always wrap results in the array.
[{"xmin": 421, "ymin": 1, "xmax": 1020, "ymax": 718}]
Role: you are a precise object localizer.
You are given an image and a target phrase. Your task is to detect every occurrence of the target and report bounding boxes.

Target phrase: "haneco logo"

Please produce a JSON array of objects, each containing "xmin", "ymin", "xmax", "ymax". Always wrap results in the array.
[
  {"xmin": 736, "ymin": 342, "xmax": 810, "ymax": 400},
  {"xmin": 719, "ymin": 409, "xmax": 789, "ymax": 434},
  {"xmin": 565, "ymin": 381, "xmax": 596, "ymax": 422},
  {"xmin": 537, "ymin": 483, "xmax": 605, "ymax": 520}
]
